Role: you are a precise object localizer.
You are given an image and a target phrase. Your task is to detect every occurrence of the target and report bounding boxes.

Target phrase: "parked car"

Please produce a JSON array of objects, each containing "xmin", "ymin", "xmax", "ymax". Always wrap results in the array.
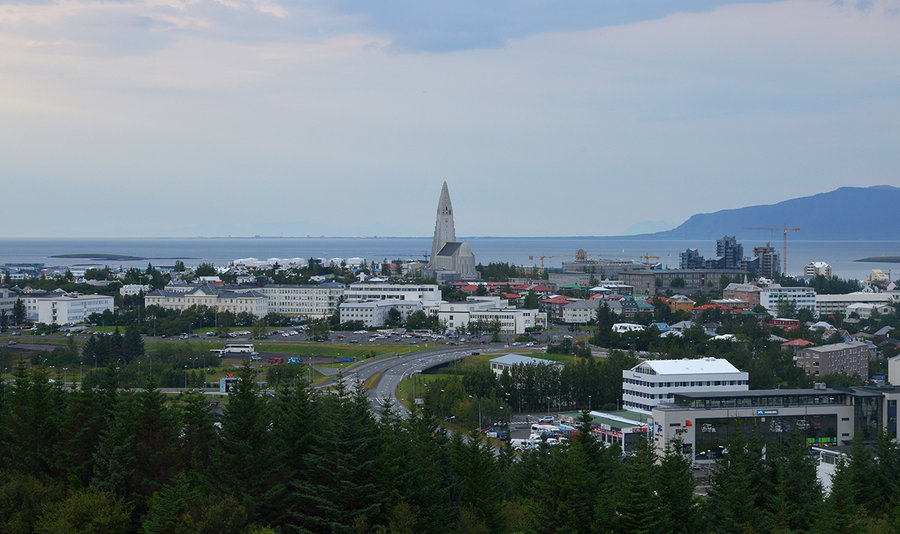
[{"xmin": 539, "ymin": 416, "xmax": 554, "ymax": 424}]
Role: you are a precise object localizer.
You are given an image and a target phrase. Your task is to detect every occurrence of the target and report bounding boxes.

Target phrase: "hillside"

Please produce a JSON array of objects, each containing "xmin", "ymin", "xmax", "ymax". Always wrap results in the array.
[{"xmin": 639, "ymin": 185, "xmax": 900, "ymax": 240}]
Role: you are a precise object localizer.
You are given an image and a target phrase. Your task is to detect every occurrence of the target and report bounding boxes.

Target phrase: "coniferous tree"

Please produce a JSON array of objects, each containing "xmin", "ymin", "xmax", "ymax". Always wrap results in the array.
[
  {"xmin": 56, "ymin": 387, "xmax": 109, "ymax": 486},
  {"xmin": 292, "ymin": 379, "xmax": 384, "ymax": 533},
  {"xmin": 383, "ymin": 405, "xmax": 457, "ymax": 533},
  {"xmin": 765, "ymin": 435, "xmax": 822, "ymax": 533},
  {"xmin": 175, "ymin": 391, "xmax": 217, "ymax": 477},
  {"xmin": 212, "ymin": 367, "xmax": 280, "ymax": 526},
  {"xmin": 870, "ymin": 430, "xmax": 900, "ymax": 515},
  {"xmin": 7, "ymin": 366, "xmax": 64, "ymax": 478},
  {"xmin": 123, "ymin": 325, "xmax": 144, "ymax": 362},
  {"xmin": 130, "ymin": 383, "xmax": 179, "ymax": 515},
  {"xmin": 450, "ymin": 430, "xmax": 503, "ymax": 533},
  {"xmin": 705, "ymin": 430, "xmax": 768, "ymax": 533},
  {"xmin": 656, "ymin": 438, "xmax": 700, "ymax": 534},
  {"xmin": 816, "ymin": 458, "xmax": 866, "ymax": 533},
  {"xmin": 92, "ymin": 396, "xmax": 138, "ymax": 500},
  {"xmin": 142, "ymin": 473, "xmax": 204, "ymax": 534},
  {"xmin": 617, "ymin": 436, "xmax": 664, "ymax": 534}
]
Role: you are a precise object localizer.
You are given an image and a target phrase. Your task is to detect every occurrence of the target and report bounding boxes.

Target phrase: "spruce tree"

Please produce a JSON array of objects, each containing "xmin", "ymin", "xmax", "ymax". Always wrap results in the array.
[
  {"xmin": 56, "ymin": 387, "xmax": 109, "ymax": 486},
  {"xmin": 212, "ymin": 367, "xmax": 280, "ymax": 525},
  {"xmin": 92, "ymin": 395, "xmax": 138, "ymax": 500},
  {"xmin": 7, "ymin": 366, "xmax": 64, "ymax": 478},
  {"xmin": 383, "ymin": 405, "xmax": 457, "ymax": 533},
  {"xmin": 450, "ymin": 430, "xmax": 503, "ymax": 533},
  {"xmin": 617, "ymin": 437, "xmax": 664, "ymax": 534},
  {"xmin": 705, "ymin": 431, "xmax": 768, "ymax": 533},
  {"xmin": 657, "ymin": 438, "xmax": 700, "ymax": 534},
  {"xmin": 765, "ymin": 435, "xmax": 822, "ymax": 533},
  {"xmin": 291, "ymin": 379, "xmax": 384, "ymax": 533}
]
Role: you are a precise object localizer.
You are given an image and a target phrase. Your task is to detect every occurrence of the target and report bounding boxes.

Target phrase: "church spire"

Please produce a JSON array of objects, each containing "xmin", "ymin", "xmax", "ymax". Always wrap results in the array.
[{"xmin": 429, "ymin": 181, "xmax": 456, "ymax": 265}]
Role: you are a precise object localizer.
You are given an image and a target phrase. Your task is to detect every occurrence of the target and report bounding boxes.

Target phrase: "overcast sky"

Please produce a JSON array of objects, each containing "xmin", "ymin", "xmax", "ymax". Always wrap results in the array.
[{"xmin": 1, "ymin": 0, "xmax": 898, "ymax": 237}]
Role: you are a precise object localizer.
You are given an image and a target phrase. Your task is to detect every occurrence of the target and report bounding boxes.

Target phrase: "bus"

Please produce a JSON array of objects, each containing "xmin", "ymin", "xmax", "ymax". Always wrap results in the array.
[{"xmin": 211, "ymin": 343, "xmax": 256, "ymax": 358}]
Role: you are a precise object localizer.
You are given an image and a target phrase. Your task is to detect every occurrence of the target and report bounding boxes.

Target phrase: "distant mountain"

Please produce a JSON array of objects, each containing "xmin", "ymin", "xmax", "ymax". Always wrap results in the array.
[{"xmin": 637, "ymin": 185, "xmax": 900, "ymax": 240}]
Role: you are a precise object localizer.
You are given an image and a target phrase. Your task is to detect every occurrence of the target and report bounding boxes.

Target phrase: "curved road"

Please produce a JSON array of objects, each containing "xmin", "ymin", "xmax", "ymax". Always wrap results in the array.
[{"xmin": 318, "ymin": 344, "xmax": 509, "ymax": 417}]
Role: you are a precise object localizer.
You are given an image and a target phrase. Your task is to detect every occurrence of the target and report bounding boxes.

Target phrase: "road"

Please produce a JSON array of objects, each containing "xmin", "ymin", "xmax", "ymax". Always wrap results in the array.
[{"xmin": 317, "ymin": 344, "xmax": 509, "ymax": 417}]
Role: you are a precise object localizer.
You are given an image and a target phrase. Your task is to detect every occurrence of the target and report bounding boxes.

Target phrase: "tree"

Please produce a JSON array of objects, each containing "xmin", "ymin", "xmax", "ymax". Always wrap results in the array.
[
  {"xmin": 656, "ymin": 438, "xmax": 700, "ymax": 534},
  {"xmin": 765, "ymin": 435, "xmax": 822, "ymax": 532},
  {"xmin": 450, "ymin": 431, "xmax": 503, "ymax": 533},
  {"xmin": 705, "ymin": 430, "xmax": 768, "ymax": 533},
  {"xmin": 776, "ymin": 298, "xmax": 797, "ymax": 319},
  {"xmin": 193, "ymin": 263, "xmax": 216, "ymax": 277},
  {"xmin": 213, "ymin": 368, "xmax": 281, "ymax": 526},
  {"xmin": 123, "ymin": 325, "xmax": 144, "ymax": 361},
  {"xmin": 12, "ymin": 298, "xmax": 25, "ymax": 325},
  {"xmin": 292, "ymin": 380, "xmax": 385, "ymax": 533},
  {"xmin": 522, "ymin": 290, "xmax": 539, "ymax": 310},
  {"xmin": 386, "ymin": 308, "xmax": 402, "ymax": 328},
  {"xmin": 617, "ymin": 437, "xmax": 664, "ymax": 533},
  {"xmin": 173, "ymin": 260, "xmax": 186, "ymax": 273},
  {"xmin": 35, "ymin": 489, "xmax": 130, "ymax": 534}
]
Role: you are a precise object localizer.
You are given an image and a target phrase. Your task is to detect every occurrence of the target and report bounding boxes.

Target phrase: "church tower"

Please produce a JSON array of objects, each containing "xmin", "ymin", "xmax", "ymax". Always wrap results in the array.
[{"xmin": 429, "ymin": 181, "xmax": 456, "ymax": 265}]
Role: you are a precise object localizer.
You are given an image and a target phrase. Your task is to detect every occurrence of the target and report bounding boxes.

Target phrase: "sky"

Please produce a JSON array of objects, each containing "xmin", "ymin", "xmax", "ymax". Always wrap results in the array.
[{"xmin": 1, "ymin": 0, "xmax": 898, "ymax": 238}]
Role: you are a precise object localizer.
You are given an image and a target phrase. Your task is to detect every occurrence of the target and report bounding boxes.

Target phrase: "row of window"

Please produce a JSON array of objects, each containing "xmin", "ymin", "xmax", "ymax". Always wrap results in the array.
[{"xmin": 623, "ymin": 378, "xmax": 748, "ymax": 388}]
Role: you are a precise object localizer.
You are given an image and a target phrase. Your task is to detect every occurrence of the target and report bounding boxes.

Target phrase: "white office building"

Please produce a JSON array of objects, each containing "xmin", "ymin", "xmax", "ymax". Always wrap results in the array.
[
  {"xmin": 35, "ymin": 294, "xmax": 115, "ymax": 325},
  {"xmin": 438, "ymin": 297, "xmax": 545, "ymax": 335},
  {"xmin": 760, "ymin": 284, "xmax": 817, "ymax": 316},
  {"xmin": 338, "ymin": 299, "xmax": 424, "ymax": 327},
  {"xmin": 343, "ymin": 282, "xmax": 441, "ymax": 303},
  {"xmin": 0, "ymin": 288, "xmax": 17, "ymax": 317},
  {"xmin": 622, "ymin": 357, "xmax": 749, "ymax": 413},
  {"xmin": 249, "ymin": 284, "xmax": 345, "ymax": 317}
]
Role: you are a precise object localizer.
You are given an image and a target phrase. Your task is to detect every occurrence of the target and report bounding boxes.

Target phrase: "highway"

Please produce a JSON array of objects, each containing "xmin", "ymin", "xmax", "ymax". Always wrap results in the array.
[{"xmin": 317, "ymin": 344, "xmax": 509, "ymax": 417}]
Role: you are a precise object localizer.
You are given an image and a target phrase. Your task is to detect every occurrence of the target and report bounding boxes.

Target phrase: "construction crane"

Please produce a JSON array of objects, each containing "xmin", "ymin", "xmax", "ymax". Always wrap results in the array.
[
  {"xmin": 639, "ymin": 253, "xmax": 661, "ymax": 267},
  {"xmin": 745, "ymin": 224, "xmax": 800, "ymax": 274},
  {"xmin": 529, "ymin": 249, "xmax": 661, "ymax": 269},
  {"xmin": 528, "ymin": 254, "xmax": 573, "ymax": 268}
]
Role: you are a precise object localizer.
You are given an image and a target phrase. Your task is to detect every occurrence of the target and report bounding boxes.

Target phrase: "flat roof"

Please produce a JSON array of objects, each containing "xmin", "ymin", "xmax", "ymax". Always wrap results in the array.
[
  {"xmin": 673, "ymin": 386, "xmax": 889, "ymax": 399},
  {"xmin": 490, "ymin": 354, "xmax": 559, "ymax": 366},
  {"xmin": 561, "ymin": 410, "xmax": 650, "ymax": 428},
  {"xmin": 635, "ymin": 358, "xmax": 742, "ymax": 375}
]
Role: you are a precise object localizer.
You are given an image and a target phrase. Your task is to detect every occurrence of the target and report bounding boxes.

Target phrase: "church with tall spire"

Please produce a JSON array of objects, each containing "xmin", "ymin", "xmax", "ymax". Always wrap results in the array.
[{"xmin": 425, "ymin": 181, "xmax": 478, "ymax": 282}]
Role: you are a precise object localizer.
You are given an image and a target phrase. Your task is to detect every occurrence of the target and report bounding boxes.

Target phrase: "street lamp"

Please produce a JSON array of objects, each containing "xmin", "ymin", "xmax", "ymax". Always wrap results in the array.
[{"xmin": 115, "ymin": 366, "xmax": 120, "ymax": 387}]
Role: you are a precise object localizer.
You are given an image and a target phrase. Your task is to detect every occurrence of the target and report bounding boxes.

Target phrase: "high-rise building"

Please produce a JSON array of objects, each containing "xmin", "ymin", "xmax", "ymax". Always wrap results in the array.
[
  {"xmin": 804, "ymin": 261, "xmax": 832, "ymax": 279},
  {"xmin": 679, "ymin": 248, "xmax": 705, "ymax": 269},
  {"xmin": 752, "ymin": 242, "xmax": 780, "ymax": 278},
  {"xmin": 715, "ymin": 235, "xmax": 743, "ymax": 270}
]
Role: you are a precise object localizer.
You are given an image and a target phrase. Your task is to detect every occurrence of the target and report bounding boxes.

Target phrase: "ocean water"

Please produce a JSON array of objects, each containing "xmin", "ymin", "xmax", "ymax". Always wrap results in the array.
[{"xmin": 0, "ymin": 237, "xmax": 897, "ymax": 281}]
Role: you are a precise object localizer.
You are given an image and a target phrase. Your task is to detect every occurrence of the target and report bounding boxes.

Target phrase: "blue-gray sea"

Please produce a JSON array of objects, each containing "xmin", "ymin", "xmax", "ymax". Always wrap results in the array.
[{"xmin": 0, "ymin": 237, "xmax": 897, "ymax": 281}]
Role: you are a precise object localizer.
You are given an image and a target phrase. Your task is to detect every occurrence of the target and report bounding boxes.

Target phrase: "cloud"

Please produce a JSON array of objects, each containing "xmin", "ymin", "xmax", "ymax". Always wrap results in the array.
[{"xmin": 0, "ymin": 0, "xmax": 899, "ymax": 237}]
